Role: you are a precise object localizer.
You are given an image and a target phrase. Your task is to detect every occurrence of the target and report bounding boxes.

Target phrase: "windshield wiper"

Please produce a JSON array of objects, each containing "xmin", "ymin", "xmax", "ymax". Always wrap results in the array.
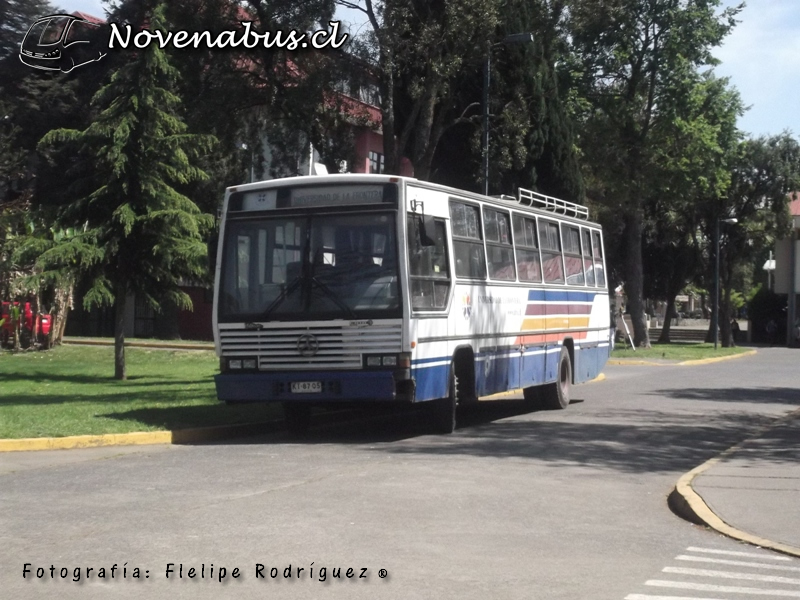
[
  {"xmin": 305, "ymin": 248, "xmax": 356, "ymax": 319},
  {"xmin": 262, "ymin": 236, "xmax": 357, "ymax": 320}
]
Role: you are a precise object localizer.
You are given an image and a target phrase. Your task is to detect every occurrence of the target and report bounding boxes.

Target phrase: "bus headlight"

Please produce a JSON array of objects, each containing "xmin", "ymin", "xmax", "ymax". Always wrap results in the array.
[
  {"xmin": 363, "ymin": 353, "xmax": 411, "ymax": 368},
  {"xmin": 225, "ymin": 357, "xmax": 258, "ymax": 371}
]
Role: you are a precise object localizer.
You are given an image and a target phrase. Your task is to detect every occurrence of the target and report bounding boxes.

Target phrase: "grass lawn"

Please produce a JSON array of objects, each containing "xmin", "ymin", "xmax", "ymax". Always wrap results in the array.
[
  {"xmin": 611, "ymin": 342, "xmax": 752, "ymax": 361},
  {"xmin": 0, "ymin": 345, "xmax": 280, "ymax": 439}
]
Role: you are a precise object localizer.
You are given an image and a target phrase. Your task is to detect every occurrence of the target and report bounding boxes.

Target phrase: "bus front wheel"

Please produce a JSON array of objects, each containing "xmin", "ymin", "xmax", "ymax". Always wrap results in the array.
[
  {"xmin": 541, "ymin": 347, "xmax": 571, "ymax": 410},
  {"xmin": 283, "ymin": 403, "xmax": 311, "ymax": 437}
]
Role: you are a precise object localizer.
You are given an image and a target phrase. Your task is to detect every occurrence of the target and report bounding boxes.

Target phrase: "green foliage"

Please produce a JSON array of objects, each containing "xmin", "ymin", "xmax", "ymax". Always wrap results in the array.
[
  {"xmin": 35, "ymin": 3, "xmax": 217, "ymax": 376},
  {"xmin": 340, "ymin": 0, "xmax": 502, "ymax": 179},
  {"xmin": 0, "ymin": 0, "xmax": 57, "ymax": 60},
  {"xmin": 569, "ymin": 0, "xmax": 743, "ymax": 347},
  {"xmin": 0, "ymin": 345, "xmax": 280, "ymax": 439},
  {"xmin": 484, "ymin": 0, "xmax": 584, "ymax": 199}
]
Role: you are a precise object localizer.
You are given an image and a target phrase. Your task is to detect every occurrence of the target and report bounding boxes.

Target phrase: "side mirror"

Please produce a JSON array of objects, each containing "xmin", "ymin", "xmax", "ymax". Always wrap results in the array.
[{"xmin": 417, "ymin": 214, "xmax": 437, "ymax": 247}]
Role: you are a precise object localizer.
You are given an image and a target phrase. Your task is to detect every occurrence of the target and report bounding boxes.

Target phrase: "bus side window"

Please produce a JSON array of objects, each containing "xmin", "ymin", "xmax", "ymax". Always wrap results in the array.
[
  {"xmin": 581, "ymin": 229, "xmax": 596, "ymax": 286},
  {"xmin": 450, "ymin": 201, "xmax": 486, "ymax": 280},
  {"xmin": 592, "ymin": 231, "xmax": 606, "ymax": 287},
  {"xmin": 538, "ymin": 219, "xmax": 564, "ymax": 284},
  {"xmin": 484, "ymin": 208, "xmax": 515, "ymax": 281},
  {"xmin": 513, "ymin": 214, "xmax": 541, "ymax": 282},
  {"xmin": 563, "ymin": 225, "xmax": 585, "ymax": 286},
  {"xmin": 407, "ymin": 216, "xmax": 450, "ymax": 310}
]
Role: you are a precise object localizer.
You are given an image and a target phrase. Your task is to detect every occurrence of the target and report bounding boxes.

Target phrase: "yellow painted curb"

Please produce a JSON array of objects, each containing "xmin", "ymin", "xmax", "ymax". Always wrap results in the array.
[
  {"xmin": 0, "ymin": 422, "xmax": 276, "ymax": 453},
  {"xmin": 607, "ymin": 359, "xmax": 669, "ymax": 366},
  {"xmin": 678, "ymin": 349, "xmax": 757, "ymax": 365},
  {"xmin": 670, "ymin": 406, "xmax": 800, "ymax": 559},
  {"xmin": 608, "ymin": 349, "xmax": 757, "ymax": 367}
]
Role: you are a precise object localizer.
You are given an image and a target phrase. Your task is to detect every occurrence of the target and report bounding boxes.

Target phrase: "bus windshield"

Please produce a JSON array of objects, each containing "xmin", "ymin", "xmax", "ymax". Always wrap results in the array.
[{"xmin": 219, "ymin": 212, "xmax": 400, "ymax": 321}]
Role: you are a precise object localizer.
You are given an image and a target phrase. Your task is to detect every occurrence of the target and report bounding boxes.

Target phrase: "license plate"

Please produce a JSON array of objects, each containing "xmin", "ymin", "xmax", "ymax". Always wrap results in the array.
[{"xmin": 291, "ymin": 381, "xmax": 322, "ymax": 393}]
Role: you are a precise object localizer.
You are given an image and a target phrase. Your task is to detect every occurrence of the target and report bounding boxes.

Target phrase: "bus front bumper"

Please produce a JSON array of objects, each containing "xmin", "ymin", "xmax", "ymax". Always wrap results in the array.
[{"xmin": 215, "ymin": 370, "xmax": 412, "ymax": 403}]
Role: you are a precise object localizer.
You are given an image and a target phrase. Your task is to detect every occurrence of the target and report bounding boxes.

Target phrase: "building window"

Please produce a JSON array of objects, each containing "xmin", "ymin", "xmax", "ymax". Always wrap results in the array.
[{"xmin": 369, "ymin": 151, "xmax": 385, "ymax": 174}]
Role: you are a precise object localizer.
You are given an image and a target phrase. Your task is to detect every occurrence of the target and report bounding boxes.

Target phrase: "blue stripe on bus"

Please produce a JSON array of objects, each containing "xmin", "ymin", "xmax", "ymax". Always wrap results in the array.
[
  {"xmin": 412, "ymin": 341, "xmax": 611, "ymax": 402},
  {"xmin": 527, "ymin": 290, "xmax": 599, "ymax": 302}
]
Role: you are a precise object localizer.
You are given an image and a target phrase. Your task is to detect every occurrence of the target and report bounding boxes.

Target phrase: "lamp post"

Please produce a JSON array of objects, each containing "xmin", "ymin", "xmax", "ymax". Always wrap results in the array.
[
  {"xmin": 482, "ymin": 32, "xmax": 534, "ymax": 196},
  {"xmin": 713, "ymin": 217, "xmax": 738, "ymax": 349}
]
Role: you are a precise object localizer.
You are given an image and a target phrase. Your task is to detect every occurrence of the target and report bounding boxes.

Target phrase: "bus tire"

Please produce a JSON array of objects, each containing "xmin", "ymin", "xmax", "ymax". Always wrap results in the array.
[
  {"xmin": 430, "ymin": 367, "xmax": 457, "ymax": 434},
  {"xmin": 541, "ymin": 346, "xmax": 571, "ymax": 410},
  {"xmin": 283, "ymin": 403, "xmax": 311, "ymax": 437}
]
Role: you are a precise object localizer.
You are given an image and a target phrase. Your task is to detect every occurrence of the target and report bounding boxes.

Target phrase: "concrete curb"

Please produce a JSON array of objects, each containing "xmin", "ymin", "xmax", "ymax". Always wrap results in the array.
[
  {"xmin": 668, "ymin": 406, "xmax": 800, "ymax": 559},
  {"xmin": 0, "ymin": 421, "xmax": 280, "ymax": 453}
]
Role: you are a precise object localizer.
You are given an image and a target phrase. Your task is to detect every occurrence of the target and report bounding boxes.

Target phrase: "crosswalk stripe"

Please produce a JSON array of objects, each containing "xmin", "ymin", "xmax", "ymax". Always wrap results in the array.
[
  {"xmin": 625, "ymin": 595, "xmax": 730, "ymax": 600},
  {"xmin": 676, "ymin": 555, "xmax": 800, "ymax": 572},
  {"xmin": 646, "ymin": 579, "xmax": 800, "ymax": 596},
  {"xmin": 663, "ymin": 566, "xmax": 800, "ymax": 585},
  {"xmin": 687, "ymin": 547, "xmax": 792, "ymax": 561}
]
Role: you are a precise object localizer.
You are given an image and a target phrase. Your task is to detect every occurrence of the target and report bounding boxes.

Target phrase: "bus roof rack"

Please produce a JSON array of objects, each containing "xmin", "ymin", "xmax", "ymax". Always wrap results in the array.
[{"xmin": 517, "ymin": 187, "xmax": 589, "ymax": 220}]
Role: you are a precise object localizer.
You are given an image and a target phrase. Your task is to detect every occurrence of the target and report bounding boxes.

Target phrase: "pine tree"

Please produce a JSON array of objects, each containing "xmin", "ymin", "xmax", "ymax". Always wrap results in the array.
[{"xmin": 38, "ymin": 3, "xmax": 215, "ymax": 379}]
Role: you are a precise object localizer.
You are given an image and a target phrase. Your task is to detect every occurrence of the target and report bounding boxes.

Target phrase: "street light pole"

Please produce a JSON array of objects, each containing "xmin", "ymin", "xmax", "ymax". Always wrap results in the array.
[
  {"xmin": 482, "ymin": 32, "xmax": 533, "ymax": 196},
  {"xmin": 713, "ymin": 217, "xmax": 738, "ymax": 349}
]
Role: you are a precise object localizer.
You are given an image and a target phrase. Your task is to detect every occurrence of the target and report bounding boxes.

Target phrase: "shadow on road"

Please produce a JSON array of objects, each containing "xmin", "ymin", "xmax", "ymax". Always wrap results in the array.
[{"xmin": 95, "ymin": 386, "xmax": 800, "ymax": 476}]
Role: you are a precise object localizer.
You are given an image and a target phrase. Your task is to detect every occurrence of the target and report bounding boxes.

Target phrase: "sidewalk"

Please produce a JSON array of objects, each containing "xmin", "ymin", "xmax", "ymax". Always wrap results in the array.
[{"xmin": 673, "ymin": 407, "xmax": 800, "ymax": 557}]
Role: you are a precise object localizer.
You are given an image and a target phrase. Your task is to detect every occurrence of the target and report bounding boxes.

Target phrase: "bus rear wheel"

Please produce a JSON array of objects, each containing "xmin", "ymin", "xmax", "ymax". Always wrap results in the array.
[
  {"xmin": 541, "ymin": 347, "xmax": 571, "ymax": 410},
  {"xmin": 283, "ymin": 403, "xmax": 311, "ymax": 437}
]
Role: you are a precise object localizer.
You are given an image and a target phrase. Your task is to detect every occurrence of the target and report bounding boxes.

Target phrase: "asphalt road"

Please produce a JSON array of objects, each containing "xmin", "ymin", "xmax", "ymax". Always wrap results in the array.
[{"xmin": 2, "ymin": 348, "xmax": 799, "ymax": 600}]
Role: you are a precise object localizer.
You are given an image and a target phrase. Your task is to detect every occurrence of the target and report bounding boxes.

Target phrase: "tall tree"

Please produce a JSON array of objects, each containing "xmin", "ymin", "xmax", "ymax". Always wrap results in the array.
[
  {"xmin": 337, "ymin": 0, "xmax": 502, "ymax": 180},
  {"xmin": 569, "ymin": 0, "xmax": 740, "ymax": 347},
  {"xmin": 38, "ymin": 3, "xmax": 215, "ymax": 378},
  {"xmin": 711, "ymin": 134, "xmax": 800, "ymax": 346},
  {"xmin": 643, "ymin": 73, "xmax": 743, "ymax": 343},
  {"xmin": 489, "ymin": 0, "xmax": 583, "ymax": 200}
]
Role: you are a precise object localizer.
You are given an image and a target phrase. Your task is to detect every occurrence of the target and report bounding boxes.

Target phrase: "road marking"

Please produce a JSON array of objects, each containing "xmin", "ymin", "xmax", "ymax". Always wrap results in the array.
[
  {"xmin": 687, "ymin": 547, "xmax": 792, "ymax": 561},
  {"xmin": 677, "ymin": 555, "xmax": 800, "ymax": 572},
  {"xmin": 646, "ymin": 580, "xmax": 800, "ymax": 596},
  {"xmin": 625, "ymin": 547, "xmax": 800, "ymax": 599},
  {"xmin": 625, "ymin": 595, "xmax": 730, "ymax": 600},
  {"xmin": 663, "ymin": 566, "xmax": 800, "ymax": 585}
]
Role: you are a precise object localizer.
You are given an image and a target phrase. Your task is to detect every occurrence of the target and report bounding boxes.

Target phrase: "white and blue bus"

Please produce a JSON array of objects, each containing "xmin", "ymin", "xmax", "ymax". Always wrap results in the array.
[{"xmin": 212, "ymin": 174, "xmax": 611, "ymax": 434}]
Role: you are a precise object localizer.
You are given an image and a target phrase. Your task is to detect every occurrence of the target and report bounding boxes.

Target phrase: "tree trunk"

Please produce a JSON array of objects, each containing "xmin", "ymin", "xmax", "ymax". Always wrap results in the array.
[
  {"xmin": 658, "ymin": 295, "xmax": 676, "ymax": 343},
  {"xmin": 720, "ymin": 284, "xmax": 733, "ymax": 347},
  {"xmin": 378, "ymin": 44, "xmax": 399, "ymax": 174},
  {"xmin": 51, "ymin": 281, "xmax": 73, "ymax": 346},
  {"xmin": 624, "ymin": 210, "xmax": 651, "ymax": 348},
  {"xmin": 114, "ymin": 290, "xmax": 127, "ymax": 380}
]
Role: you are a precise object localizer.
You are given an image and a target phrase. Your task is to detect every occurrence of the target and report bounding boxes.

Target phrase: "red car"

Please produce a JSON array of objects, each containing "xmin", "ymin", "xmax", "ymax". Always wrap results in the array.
[{"xmin": 1, "ymin": 301, "xmax": 52, "ymax": 349}]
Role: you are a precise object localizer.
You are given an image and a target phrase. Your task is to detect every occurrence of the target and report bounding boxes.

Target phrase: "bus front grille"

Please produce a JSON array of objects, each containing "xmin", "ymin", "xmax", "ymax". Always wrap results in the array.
[{"xmin": 218, "ymin": 323, "xmax": 403, "ymax": 370}]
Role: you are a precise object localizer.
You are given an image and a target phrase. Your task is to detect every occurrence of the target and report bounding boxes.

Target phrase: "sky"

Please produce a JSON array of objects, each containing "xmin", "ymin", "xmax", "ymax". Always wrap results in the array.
[{"xmin": 61, "ymin": 0, "xmax": 799, "ymax": 138}]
